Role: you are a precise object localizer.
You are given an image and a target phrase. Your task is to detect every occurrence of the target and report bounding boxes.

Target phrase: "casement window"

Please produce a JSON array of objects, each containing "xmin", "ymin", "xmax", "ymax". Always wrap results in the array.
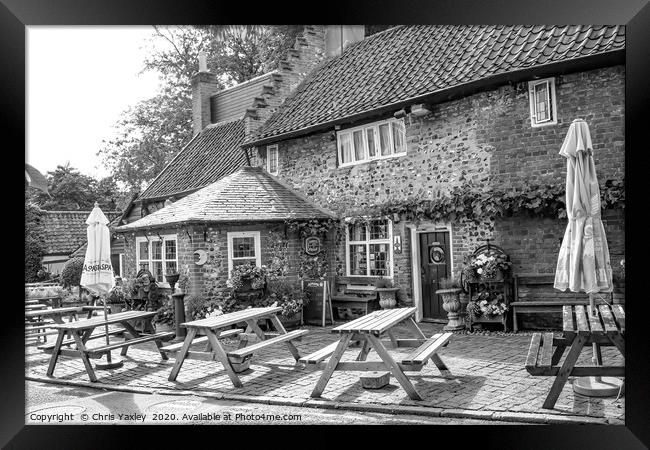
[
  {"xmin": 528, "ymin": 78, "xmax": 557, "ymax": 127},
  {"xmin": 346, "ymin": 219, "xmax": 393, "ymax": 277},
  {"xmin": 227, "ymin": 231, "xmax": 262, "ymax": 276},
  {"xmin": 337, "ymin": 118, "xmax": 406, "ymax": 167},
  {"xmin": 136, "ymin": 235, "xmax": 178, "ymax": 283},
  {"xmin": 266, "ymin": 145, "xmax": 279, "ymax": 175}
]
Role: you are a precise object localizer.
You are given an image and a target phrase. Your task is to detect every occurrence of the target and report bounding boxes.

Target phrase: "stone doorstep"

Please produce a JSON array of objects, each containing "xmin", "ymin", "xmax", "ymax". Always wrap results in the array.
[{"xmin": 24, "ymin": 375, "xmax": 612, "ymax": 425}]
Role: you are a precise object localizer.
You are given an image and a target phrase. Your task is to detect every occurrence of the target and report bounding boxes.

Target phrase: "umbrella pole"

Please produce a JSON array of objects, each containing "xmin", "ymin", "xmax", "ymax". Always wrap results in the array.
[{"xmin": 94, "ymin": 293, "xmax": 124, "ymax": 370}]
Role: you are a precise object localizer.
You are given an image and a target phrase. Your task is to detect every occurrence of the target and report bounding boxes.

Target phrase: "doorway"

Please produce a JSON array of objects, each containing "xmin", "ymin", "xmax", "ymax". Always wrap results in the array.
[{"xmin": 419, "ymin": 231, "xmax": 451, "ymax": 321}]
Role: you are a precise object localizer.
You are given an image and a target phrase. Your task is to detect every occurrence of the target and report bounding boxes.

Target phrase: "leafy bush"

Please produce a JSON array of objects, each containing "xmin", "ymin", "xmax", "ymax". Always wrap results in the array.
[
  {"xmin": 185, "ymin": 293, "xmax": 226, "ymax": 320},
  {"xmin": 61, "ymin": 257, "xmax": 85, "ymax": 289},
  {"xmin": 154, "ymin": 296, "xmax": 175, "ymax": 326},
  {"xmin": 226, "ymin": 263, "xmax": 267, "ymax": 290},
  {"xmin": 263, "ymin": 279, "xmax": 307, "ymax": 318},
  {"xmin": 25, "ymin": 202, "xmax": 46, "ymax": 282}
]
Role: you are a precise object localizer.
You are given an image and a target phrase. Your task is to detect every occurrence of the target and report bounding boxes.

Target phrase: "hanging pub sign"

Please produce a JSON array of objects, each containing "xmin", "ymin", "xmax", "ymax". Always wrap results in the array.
[{"xmin": 304, "ymin": 236, "xmax": 321, "ymax": 255}]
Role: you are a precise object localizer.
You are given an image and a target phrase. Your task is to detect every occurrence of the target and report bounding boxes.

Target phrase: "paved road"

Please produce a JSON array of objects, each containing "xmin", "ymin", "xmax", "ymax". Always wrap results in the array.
[{"xmin": 26, "ymin": 381, "xmax": 515, "ymax": 425}]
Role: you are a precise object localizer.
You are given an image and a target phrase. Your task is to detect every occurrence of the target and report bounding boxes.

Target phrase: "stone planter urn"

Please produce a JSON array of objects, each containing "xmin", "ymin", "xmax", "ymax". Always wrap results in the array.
[
  {"xmin": 377, "ymin": 287, "xmax": 399, "ymax": 309},
  {"xmin": 437, "ymin": 288, "xmax": 465, "ymax": 331}
]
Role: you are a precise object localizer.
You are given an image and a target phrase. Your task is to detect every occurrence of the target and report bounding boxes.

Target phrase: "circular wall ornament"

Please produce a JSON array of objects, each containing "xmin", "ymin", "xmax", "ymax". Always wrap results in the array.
[
  {"xmin": 429, "ymin": 245, "xmax": 445, "ymax": 264},
  {"xmin": 304, "ymin": 236, "xmax": 321, "ymax": 256},
  {"xmin": 194, "ymin": 249, "xmax": 208, "ymax": 265}
]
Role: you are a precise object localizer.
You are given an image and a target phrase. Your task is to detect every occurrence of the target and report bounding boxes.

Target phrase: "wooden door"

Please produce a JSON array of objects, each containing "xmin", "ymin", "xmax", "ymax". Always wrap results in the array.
[{"xmin": 419, "ymin": 231, "xmax": 451, "ymax": 320}]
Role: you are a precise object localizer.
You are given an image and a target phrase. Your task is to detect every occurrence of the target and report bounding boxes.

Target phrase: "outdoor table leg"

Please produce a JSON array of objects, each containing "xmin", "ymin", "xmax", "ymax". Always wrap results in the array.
[
  {"xmin": 71, "ymin": 330, "xmax": 98, "ymax": 382},
  {"xmin": 205, "ymin": 330, "xmax": 243, "ymax": 388},
  {"xmin": 120, "ymin": 320, "xmax": 141, "ymax": 356},
  {"xmin": 386, "ymin": 330, "xmax": 399, "ymax": 348},
  {"xmin": 168, "ymin": 328, "xmax": 197, "ymax": 381},
  {"xmin": 356, "ymin": 338, "xmax": 371, "ymax": 361},
  {"xmin": 607, "ymin": 333, "xmax": 625, "ymax": 355},
  {"xmin": 244, "ymin": 319, "xmax": 267, "ymax": 341},
  {"xmin": 366, "ymin": 333, "xmax": 423, "ymax": 401},
  {"xmin": 542, "ymin": 334, "xmax": 588, "ymax": 409},
  {"xmin": 268, "ymin": 315, "xmax": 301, "ymax": 361},
  {"xmin": 46, "ymin": 329, "xmax": 66, "ymax": 377},
  {"xmin": 311, "ymin": 334, "xmax": 353, "ymax": 398},
  {"xmin": 406, "ymin": 318, "xmax": 427, "ymax": 339}
]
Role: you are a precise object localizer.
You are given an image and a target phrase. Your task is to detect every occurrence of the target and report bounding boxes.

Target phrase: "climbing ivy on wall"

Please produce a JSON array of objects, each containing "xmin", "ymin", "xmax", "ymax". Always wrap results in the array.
[
  {"xmin": 266, "ymin": 229, "xmax": 289, "ymax": 281},
  {"xmin": 343, "ymin": 179, "xmax": 624, "ymax": 224}
]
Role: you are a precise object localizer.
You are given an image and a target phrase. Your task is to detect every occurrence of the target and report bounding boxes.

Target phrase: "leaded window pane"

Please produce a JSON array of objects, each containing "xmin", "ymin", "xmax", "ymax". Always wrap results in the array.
[
  {"xmin": 233, "ymin": 237, "xmax": 255, "ymax": 258},
  {"xmin": 349, "ymin": 244, "xmax": 367, "ymax": 276},
  {"xmin": 152, "ymin": 241, "xmax": 162, "ymax": 260},
  {"xmin": 535, "ymin": 83, "xmax": 549, "ymax": 121},
  {"xmin": 348, "ymin": 223, "xmax": 367, "ymax": 241},
  {"xmin": 369, "ymin": 219, "xmax": 389, "ymax": 240},
  {"xmin": 152, "ymin": 261, "xmax": 163, "ymax": 282},
  {"xmin": 165, "ymin": 240, "xmax": 176, "ymax": 260},
  {"xmin": 139, "ymin": 242, "xmax": 149, "ymax": 260},
  {"xmin": 369, "ymin": 243, "xmax": 389, "ymax": 276}
]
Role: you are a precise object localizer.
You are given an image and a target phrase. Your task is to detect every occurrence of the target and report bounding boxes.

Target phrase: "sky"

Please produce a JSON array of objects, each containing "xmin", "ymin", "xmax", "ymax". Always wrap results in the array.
[{"xmin": 26, "ymin": 26, "xmax": 163, "ymax": 179}]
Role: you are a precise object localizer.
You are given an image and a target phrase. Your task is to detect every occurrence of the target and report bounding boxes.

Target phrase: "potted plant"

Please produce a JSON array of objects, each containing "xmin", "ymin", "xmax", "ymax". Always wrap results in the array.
[
  {"xmin": 375, "ymin": 278, "xmax": 399, "ymax": 309},
  {"xmin": 227, "ymin": 263, "xmax": 267, "ymax": 291},
  {"xmin": 153, "ymin": 297, "xmax": 175, "ymax": 333},
  {"xmin": 165, "ymin": 269, "xmax": 180, "ymax": 290},
  {"xmin": 466, "ymin": 289, "xmax": 509, "ymax": 328},
  {"xmin": 264, "ymin": 280, "xmax": 306, "ymax": 329},
  {"xmin": 435, "ymin": 276, "xmax": 465, "ymax": 331},
  {"xmin": 177, "ymin": 272, "xmax": 190, "ymax": 294},
  {"xmin": 106, "ymin": 284, "xmax": 128, "ymax": 313},
  {"xmin": 463, "ymin": 249, "xmax": 512, "ymax": 281}
]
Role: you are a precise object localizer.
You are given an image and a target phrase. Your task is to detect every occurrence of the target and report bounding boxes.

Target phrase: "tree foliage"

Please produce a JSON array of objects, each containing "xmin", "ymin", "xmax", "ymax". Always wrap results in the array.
[
  {"xmin": 27, "ymin": 164, "xmax": 122, "ymax": 211},
  {"xmin": 61, "ymin": 257, "xmax": 85, "ymax": 289},
  {"xmin": 25, "ymin": 201, "xmax": 47, "ymax": 282},
  {"xmin": 98, "ymin": 25, "xmax": 304, "ymax": 192}
]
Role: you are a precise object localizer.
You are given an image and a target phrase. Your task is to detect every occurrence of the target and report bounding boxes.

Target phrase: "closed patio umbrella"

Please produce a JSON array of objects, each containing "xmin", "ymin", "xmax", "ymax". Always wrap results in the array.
[
  {"xmin": 554, "ymin": 118, "xmax": 620, "ymax": 396},
  {"xmin": 80, "ymin": 202, "xmax": 123, "ymax": 369}
]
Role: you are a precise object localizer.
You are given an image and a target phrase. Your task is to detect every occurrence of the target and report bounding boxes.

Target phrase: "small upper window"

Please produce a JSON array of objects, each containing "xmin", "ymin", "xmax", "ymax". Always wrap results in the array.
[
  {"xmin": 337, "ymin": 118, "xmax": 406, "ymax": 167},
  {"xmin": 528, "ymin": 78, "xmax": 557, "ymax": 127},
  {"xmin": 266, "ymin": 145, "xmax": 279, "ymax": 175}
]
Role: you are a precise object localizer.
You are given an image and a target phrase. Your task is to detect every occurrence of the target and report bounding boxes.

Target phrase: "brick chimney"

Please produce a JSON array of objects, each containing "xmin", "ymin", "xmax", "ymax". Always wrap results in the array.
[
  {"xmin": 191, "ymin": 51, "xmax": 220, "ymax": 135},
  {"xmin": 324, "ymin": 26, "xmax": 365, "ymax": 58}
]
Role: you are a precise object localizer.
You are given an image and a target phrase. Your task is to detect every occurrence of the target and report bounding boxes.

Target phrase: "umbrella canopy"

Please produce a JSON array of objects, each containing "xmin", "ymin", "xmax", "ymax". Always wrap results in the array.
[
  {"xmin": 80, "ymin": 202, "xmax": 115, "ymax": 295},
  {"xmin": 554, "ymin": 119, "xmax": 613, "ymax": 294}
]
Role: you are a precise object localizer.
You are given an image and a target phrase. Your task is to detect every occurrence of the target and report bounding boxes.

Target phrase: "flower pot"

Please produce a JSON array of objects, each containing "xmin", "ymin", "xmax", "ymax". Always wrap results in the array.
[
  {"xmin": 480, "ymin": 269, "xmax": 504, "ymax": 282},
  {"xmin": 436, "ymin": 288, "xmax": 465, "ymax": 331},
  {"xmin": 376, "ymin": 288, "xmax": 399, "ymax": 309},
  {"xmin": 279, "ymin": 313, "xmax": 301, "ymax": 330},
  {"xmin": 165, "ymin": 274, "xmax": 180, "ymax": 290}
]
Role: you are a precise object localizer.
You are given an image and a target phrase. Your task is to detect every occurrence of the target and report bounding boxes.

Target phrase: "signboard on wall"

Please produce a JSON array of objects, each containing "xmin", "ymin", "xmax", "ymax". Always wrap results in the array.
[{"xmin": 304, "ymin": 236, "xmax": 321, "ymax": 256}]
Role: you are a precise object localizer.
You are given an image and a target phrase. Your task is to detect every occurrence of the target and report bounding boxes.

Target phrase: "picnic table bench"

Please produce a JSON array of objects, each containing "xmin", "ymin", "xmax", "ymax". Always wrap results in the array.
[
  {"xmin": 165, "ymin": 307, "xmax": 307, "ymax": 387},
  {"xmin": 44, "ymin": 310, "xmax": 173, "ymax": 382},
  {"xmin": 303, "ymin": 307, "xmax": 453, "ymax": 401},
  {"xmin": 525, "ymin": 304, "xmax": 625, "ymax": 409}
]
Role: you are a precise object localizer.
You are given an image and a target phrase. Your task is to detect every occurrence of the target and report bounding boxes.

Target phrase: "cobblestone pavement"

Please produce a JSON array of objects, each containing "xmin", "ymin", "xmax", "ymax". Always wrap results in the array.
[{"xmin": 25, "ymin": 322, "xmax": 624, "ymax": 424}]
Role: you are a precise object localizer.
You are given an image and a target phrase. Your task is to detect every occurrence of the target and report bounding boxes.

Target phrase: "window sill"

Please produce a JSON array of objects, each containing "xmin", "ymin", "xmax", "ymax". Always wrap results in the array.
[
  {"xmin": 339, "ymin": 152, "xmax": 407, "ymax": 169},
  {"xmin": 530, "ymin": 120, "xmax": 558, "ymax": 128}
]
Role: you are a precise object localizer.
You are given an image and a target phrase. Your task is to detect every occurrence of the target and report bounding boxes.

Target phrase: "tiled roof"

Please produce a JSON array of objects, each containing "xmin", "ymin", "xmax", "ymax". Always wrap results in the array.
[
  {"xmin": 42, "ymin": 211, "xmax": 121, "ymax": 256},
  {"xmin": 117, "ymin": 166, "xmax": 334, "ymax": 231},
  {"xmin": 246, "ymin": 25, "xmax": 625, "ymax": 145},
  {"xmin": 138, "ymin": 119, "xmax": 247, "ymax": 200}
]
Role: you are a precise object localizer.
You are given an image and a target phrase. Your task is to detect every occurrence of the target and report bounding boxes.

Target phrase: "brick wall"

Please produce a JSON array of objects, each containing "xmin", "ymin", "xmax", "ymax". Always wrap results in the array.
[
  {"xmin": 257, "ymin": 65, "xmax": 625, "ymax": 312},
  {"xmin": 121, "ymin": 222, "xmax": 322, "ymax": 301}
]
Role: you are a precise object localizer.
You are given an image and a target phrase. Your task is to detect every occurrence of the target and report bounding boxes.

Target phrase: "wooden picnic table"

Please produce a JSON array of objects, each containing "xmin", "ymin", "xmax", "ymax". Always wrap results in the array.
[
  {"xmin": 303, "ymin": 307, "xmax": 453, "ymax": 401},
  {"xmin": 526, "ymin": 303, "xmax": 625, "ymax": 409},
  {"xmin": 44, "ymin": 310, "xmax": 173, "ymax": 382},
  {"xmin": 165, "ymin": 306, "xmax": 307, "ymax": 387}
]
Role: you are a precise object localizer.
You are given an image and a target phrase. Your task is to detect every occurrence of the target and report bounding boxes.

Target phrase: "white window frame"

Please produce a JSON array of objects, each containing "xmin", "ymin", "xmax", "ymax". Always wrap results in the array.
[
  {"xmin": 528, "ymin": 77, "xmax": 557, "ymax": 127},
  {"xmin": 227, "ymin": 231, "xmax": 262, "ymax": 276},
  {"xmin": 337, "ymin": 118, "xmax": 407, "ymax": 168},
  {"xmin": 266, "ymin": 144, "xmax": 279, "ymax": 175},
  {"xmin": 345, "ymin": 219, "xmax": 394, "ymax": 278},
  {"xmin": 135, "ymin": 234, "xmax": 178, "ymax": 284}
]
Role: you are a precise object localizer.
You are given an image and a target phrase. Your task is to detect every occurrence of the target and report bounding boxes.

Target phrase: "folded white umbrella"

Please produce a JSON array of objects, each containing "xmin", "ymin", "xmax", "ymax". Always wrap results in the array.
[
  {"xmin": 80, "ymin": 202, "xmax": 122, "ymax": 369},
  {"xmin": 554, "ymin": 119, "xmax": 618, "ymax": 397}
]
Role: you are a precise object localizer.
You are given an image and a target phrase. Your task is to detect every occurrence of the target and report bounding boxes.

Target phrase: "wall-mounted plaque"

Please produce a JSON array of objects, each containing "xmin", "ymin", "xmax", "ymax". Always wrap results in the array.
[{"xmin": 304, "ymin": 236, "xmax": 321, "ymax": 256}]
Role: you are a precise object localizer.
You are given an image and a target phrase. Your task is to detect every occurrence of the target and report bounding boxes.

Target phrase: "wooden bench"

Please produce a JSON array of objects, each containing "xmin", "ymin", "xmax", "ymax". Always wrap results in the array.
[
  {"xmin": 511, "ymin": 274, "xmax": 609, "ymax": 331},
  {"xmin": 86, "ymin": 332, "xmax": 174, "ymax": 358},
  {"xmin": 160, "ymin": 328, "xmax": 243, "ymax": 353},
  {"xmin": 401, "ymin": 332, "xmax": 453, "ymax": 367},
  {"xmin": 226, "ymin": 329, "xmax": 308, "ymax": 363},
  {"xmin": 525, "ymin": 332, "xmax": 559, "ymax": 375},
  {"xmin": 330, "ymin": 276, "xmax": 380, "ymax": 320},
  {"xmin": 299, "ymin": 341, "xmax": 340, "ymax": 365},
  {"xmin": 37, "ymin": 329, "xmax": 125, "ymax": 351}
]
